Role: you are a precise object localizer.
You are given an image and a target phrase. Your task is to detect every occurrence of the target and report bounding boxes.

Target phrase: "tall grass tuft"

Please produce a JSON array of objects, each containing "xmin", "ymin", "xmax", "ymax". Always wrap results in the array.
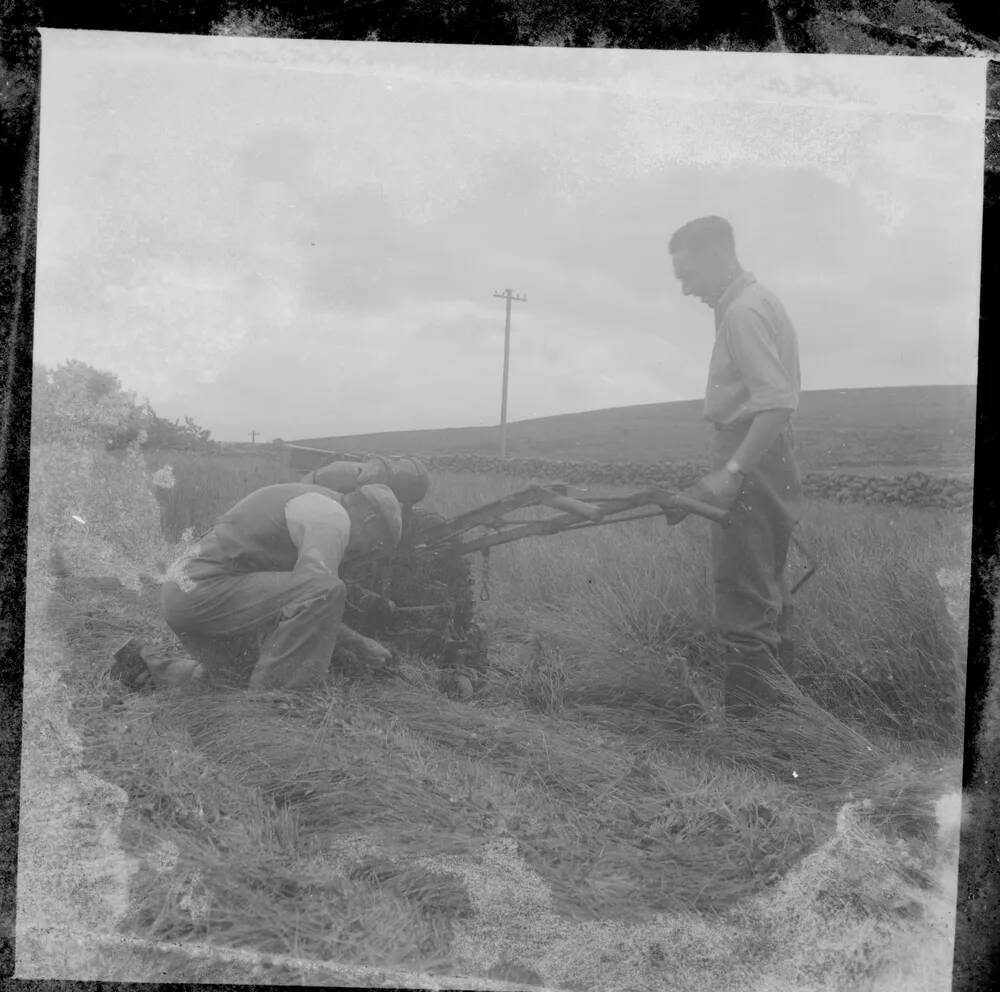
[
  {"xmin": 430, "ymin": 471, "xmax": 970, "ymax": 746},
  {"xmin": 145, "ymin": 450, "xmax": 292, "ymax": 541}
]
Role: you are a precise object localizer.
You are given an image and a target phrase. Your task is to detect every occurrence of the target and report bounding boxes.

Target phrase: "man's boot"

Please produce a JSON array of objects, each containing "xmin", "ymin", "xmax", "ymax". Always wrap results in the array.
[
  {"xmin": 110, "ymin": 638, "xmax": 205, "ymax": 690},
  {"xmin": 722, "ymin": 648, "xmax": 788, "ymax": 718}
]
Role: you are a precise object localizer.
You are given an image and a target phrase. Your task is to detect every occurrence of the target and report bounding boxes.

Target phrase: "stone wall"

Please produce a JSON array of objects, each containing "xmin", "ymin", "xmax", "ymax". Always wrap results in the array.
[{"xmin": 416, "ymin": 454, "xmax": 974, "ymax": 510}]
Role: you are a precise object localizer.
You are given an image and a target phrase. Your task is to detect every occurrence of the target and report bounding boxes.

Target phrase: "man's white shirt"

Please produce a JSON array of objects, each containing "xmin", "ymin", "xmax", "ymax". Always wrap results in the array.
[{"xmin": 284, "ymin": 492, "xmax": 352, "ymax": 577}]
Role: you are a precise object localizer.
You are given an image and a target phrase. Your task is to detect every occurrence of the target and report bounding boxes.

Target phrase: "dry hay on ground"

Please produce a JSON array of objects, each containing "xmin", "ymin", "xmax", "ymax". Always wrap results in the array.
[
  {"xmin": 130, "ymin": 680, "xmax": 826, "ymax": 925},
  {"xmin": 56, "ymin": 628, "xmax": 961, "ymax": 990},
  {"xmin": 40, "ymin": 528, "xmax": 964, "ymax": 988},
  {"xmin": 51, "ymin": 557, "xmax": 955, "ymax": 938},
  {"xmin": 671, "ymin": 677, "xmax": 957, "ymax": 830},
  {"xmin": 122, "ymin": 829, "xmax": 465, "ymax": 973},
  {"xmin": 415, "ymin": 798, "xmax": 960, "ymax": 992},
  {"xmin": 67, "ymin": 683, "xmax": 475, "ymax": 974},
  {"xmin": 174, "ymin": 688, "xmax": 487, "ymax": 847}
]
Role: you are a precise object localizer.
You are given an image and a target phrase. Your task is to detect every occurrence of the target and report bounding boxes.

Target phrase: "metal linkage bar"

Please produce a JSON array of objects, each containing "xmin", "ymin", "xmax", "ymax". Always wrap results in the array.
[
  {"xmin": 342, "ymin": 481, "xmax": 818, "ymax": 597},
  {"xmin": 789, "ymin": 535, "xmax": 818, "ymax": 596},
  {"xmin": 409, "ymin": 485, "xmax": 730, "ymax": 556},
  {"xmin": 415, "ymin": 485, "xmax": 565, "ymax": 546}
]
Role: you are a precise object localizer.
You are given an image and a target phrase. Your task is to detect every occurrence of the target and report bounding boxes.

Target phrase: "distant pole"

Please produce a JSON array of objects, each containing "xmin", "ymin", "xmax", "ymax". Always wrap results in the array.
[
  {"xmin": 764, "ymin": 0, "xmax": 788, "ymax": 52},
  {"xmin": 249, "ymin": 430, "xmax": 258, "ymax": 446},
  {"xmin": 493, "ymin": 288, "xmax": 527, "ymax": 459}
]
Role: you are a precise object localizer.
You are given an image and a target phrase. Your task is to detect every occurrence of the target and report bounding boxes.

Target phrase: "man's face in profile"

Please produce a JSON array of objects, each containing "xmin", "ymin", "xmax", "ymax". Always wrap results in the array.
[{"xmin": 671, "ymin": 246, "xmax": 724, "ymax": 307}]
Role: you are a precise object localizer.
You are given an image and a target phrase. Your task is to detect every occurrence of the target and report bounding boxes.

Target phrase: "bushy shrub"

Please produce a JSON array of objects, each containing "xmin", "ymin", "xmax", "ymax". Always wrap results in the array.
[
  {"xmin": 31, "ymin": 360, "xmax": 142, "ymax": 447},
  {"xmin": 28, "ymin": 440, "xmax": 174, "ymax": 589},
  {"xmin": 107, "ymin": 411, "xmax": 221, "ymax": 455},
  {"xmin": 29, "ymin": 360, "xmax": 179, "ymax": 584},
  {"xmin": 33, "ymin": 359, "xmax": 219, "ymax": 455}
]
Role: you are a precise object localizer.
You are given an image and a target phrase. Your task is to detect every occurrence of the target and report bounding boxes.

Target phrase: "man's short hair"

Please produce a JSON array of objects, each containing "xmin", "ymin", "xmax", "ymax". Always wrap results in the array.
[{"xmin": 668, "ymin": 216, "xmax": 736, "ymax": 255}]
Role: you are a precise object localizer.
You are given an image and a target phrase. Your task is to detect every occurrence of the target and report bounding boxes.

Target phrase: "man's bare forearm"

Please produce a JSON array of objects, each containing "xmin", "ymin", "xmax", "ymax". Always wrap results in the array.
[
  {"xmin": 730, "ymin": 409, "xmax": 792, "ymax": 474},
  {"xmin": 336, "ymin": 621, "xmax": 393, "ymax": 665},
  {"xmin": 337, "ymin": 623, "xmax": 374, "ymax": 649}
]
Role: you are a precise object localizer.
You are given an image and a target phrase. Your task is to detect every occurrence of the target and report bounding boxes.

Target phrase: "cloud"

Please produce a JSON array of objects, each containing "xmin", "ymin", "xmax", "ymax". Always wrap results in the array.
[
  {"xmin": 238, "ymin": 129, "xmax": 315, "ymax": 185},
  {"xmin": 34, "ymin": 32, "xmax": 984, "ymax": 440},
  {"xmin": 155, "ymin": 295, "xmax": 685, "ymax": 439}
]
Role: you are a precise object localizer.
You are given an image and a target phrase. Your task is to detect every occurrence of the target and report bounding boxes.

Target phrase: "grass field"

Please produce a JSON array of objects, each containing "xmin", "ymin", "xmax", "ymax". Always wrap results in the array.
[
  {"xmin": 294, "ymin": 385, "xmax": 977, "ymax": 475},
  {"xmin": 20, "ymin": 436, "xmax": 972, "ymax": 990}
]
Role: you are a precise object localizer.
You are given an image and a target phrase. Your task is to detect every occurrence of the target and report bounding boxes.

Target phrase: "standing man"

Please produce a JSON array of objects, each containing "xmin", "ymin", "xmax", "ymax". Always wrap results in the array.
[
  {"xmin": 158, "ymin": 481, "xmax": 403, "ymax": 691},
  {"xmin": 667, "ymin": 216, "xmax": 803, "ymax": 717}
]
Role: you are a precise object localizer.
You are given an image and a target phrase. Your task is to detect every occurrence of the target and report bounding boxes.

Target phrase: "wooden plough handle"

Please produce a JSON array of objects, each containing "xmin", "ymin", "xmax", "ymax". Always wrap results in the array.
[{"xmin": 538, "ymin": 489, "xmax": 604, "ymax": 522}]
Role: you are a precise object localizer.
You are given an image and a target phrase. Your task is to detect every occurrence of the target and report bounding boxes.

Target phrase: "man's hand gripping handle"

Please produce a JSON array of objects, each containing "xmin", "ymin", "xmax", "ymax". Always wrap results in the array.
[{"xmin": 647, "ymin": 487, "xmax": 732, "ymax": 527}]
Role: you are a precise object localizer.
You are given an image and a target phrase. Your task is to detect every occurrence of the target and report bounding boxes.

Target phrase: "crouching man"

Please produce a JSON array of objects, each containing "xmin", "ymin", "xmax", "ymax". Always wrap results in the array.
[{"xmin": 158, "ymin": 481, "xmax": 403, "ymax": 691}]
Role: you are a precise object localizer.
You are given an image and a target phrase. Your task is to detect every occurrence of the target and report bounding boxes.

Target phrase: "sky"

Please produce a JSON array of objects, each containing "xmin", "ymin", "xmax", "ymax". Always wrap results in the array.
[{"xmin": 34, "ymin": 31, "xmax": 986, "ymax": 441}]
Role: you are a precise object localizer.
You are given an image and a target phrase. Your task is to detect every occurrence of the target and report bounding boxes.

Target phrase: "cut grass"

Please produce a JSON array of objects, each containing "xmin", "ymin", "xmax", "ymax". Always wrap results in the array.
[
  {"xmin": 67, "ymin": 676, "xmax": 474, "ymax": 975},
  {"xmin": 74, "ymin": 671, "xmax": 827, "ymax": 934},
  {"xmin": 26, "ymin": 440, "xmax": 971, "ymax": 989}
]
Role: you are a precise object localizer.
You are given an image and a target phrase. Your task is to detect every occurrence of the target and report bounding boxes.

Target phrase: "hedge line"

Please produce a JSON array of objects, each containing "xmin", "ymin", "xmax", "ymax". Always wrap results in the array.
[{"xmin": 415, "ymin": 454, "xmax": 974, "ymax": 510}]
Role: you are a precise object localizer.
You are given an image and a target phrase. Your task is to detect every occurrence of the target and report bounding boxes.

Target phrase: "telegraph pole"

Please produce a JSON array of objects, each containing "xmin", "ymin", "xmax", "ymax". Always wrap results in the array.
[
  {"xmin": 493, "ymin": 287, "xmax": 527, "ymax": 459},
  {"xmin": 249, "ymin": 430, "xmax": 259, "ymax": 446}
]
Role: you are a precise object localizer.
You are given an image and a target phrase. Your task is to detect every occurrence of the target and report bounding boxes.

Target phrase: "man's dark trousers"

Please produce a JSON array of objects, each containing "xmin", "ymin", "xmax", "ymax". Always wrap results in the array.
[
  {"xmin": 709, "ymin": 423, "xmax": 803, "ymax": 716},
  {"xmin": 161, "ymin": 533, "xmax": 346, "ymax": 690}
]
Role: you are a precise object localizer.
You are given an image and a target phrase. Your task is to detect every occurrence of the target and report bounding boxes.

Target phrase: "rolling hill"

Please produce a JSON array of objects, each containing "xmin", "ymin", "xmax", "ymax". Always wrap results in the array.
[{"xmin": 293, "ymin": 384, "xmax": 977, "ymax": 475}]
